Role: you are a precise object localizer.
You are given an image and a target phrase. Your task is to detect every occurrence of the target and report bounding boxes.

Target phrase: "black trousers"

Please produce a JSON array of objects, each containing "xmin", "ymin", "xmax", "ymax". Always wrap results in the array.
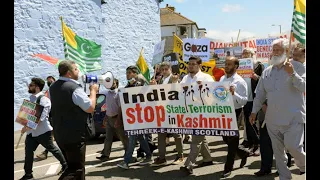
[
  {"xmin": 259, "ymin": 122, "xmax": 273, "ymax": 172},
  {"xmin": 243, "ymin": 101, "xmax": 259, "ymax": 146},
  {"xmin": 57, "ymin": 141, "xmax": 86, "ymax": 180},
  {"xmin": 24, "ymin": 131, "xmax": 66, "ymax": 174},
  {"xmin": 222, "ymin": 108, "xmax": 251, "ymax": 172}
]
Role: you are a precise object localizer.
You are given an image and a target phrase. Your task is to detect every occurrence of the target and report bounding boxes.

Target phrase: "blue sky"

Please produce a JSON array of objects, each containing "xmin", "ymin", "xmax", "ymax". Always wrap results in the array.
[{"xmin": 160, "ymin": 0, "xmax": 294, "ymax": 41}]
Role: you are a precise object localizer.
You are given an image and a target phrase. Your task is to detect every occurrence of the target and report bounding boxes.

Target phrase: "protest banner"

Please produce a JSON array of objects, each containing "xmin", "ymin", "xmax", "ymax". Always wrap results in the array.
[
  {"xmin": 15, "ymin": 99, "xmax": 44, "ymax": 129},
  {"xmin": 256, "ymin": 37, "xmax": 278, "ymax": 61},
  {"xmin": 119, "ymin": 82, "xmax": 239, "ymax": 136},
  {"xmin": 152, "ymin": 39, "xmax": 166, "ymax": 66},
  {"xmin": 163, "ymin": 52, "xmax": 180, "ymax": 74},
  {"xmin": 183, "ymin": 38, "xmax": 210, "ymax": 61},
  {"xmin": 237, "ymin": 58, "xmax": 254, "ymax": 78}
]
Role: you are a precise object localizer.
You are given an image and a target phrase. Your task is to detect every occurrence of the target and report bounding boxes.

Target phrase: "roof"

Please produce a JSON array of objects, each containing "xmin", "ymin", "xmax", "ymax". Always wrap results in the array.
[{"xmin": 160, "ymin": 7, "xmax": 199, "ymax": 29}]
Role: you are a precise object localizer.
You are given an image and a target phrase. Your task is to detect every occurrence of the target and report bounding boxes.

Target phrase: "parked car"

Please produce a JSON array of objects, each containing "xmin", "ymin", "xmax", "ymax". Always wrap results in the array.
[{"xmin": 87, "ymin": 93, "xmax": 120, "ymax": 140}]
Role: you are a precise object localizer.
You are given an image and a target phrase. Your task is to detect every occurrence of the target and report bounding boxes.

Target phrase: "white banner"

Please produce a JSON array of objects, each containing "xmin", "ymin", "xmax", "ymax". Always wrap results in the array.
[
  {"xmin": 183, "ymin": 38, "xmax": 210, "ymax": 62},
  {"xmin": 119, "ymin": 82, "xmax": 239, "ymax": 136},
  {"xmin": 152, "ymin": 39, "xmax": 166, "ymax": 66}
]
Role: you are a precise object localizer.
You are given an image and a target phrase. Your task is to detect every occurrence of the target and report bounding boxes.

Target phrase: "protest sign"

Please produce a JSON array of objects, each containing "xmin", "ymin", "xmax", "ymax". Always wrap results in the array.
[
  {"xmin": 237, "ymin": 58, "xmax": 254, "ymax": 78},
  {"xmin": 152, "ymin": 39, "xmax": 166, "ymax": 66},
  {"xmin": 163, "ymin": 52, "xmax": 180, "ymax": 74},
  {"xmin": 256, "ymin": 37, "xmax": 278, "ymax": 61},
  {"xmin": 15, "ymin": 99, "xmax": 44, "ymax": 129},
  {"xmin": 119, "ymin": 82, "xmax": 239, "ymax": 136},
  {"xmin": 183, "ymin": 38, "xmax": 210, "ymax": 61}
]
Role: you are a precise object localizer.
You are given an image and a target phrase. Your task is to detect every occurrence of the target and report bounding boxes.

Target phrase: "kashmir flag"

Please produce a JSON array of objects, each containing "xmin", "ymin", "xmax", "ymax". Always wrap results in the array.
[
  {"xmin": 136, "ymin": 48, "xmax": 150, "ymax": 84},
  {"xmin": 291, "ymin": 0, "xmax": 306, "ymax": 44},
  {"xmin": 60, "ymin": 17, "xmax": 102, "ymax": 72}
]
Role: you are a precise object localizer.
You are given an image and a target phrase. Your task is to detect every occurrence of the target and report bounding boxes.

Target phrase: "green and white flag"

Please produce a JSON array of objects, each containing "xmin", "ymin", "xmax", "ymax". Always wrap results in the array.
[{"xmin": 61, "ymin": 17, "xmax": 102, "ymax": 72}]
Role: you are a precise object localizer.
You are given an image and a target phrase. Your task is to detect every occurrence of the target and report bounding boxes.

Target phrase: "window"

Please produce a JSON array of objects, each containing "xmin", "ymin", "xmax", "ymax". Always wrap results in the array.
[{"xmin": 179, "ymin": 26, "xmax": 187, "ymax": 36}]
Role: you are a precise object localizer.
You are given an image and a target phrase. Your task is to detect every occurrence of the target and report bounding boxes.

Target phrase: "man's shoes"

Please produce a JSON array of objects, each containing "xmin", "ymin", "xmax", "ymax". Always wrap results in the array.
[
  {"xmin": 117, "ymin": 161, "xmax": 129, "ymax": 170},
  {"xmin": 172, "ymin": 156, "xmax": 184, "ymax": 165},
  {"xmin": 139, "ymin": 157, "xmax": 153, "ymax": 165},
  {"xmin": 58, "ymin": 165, "xmax": 68, "ymax": 175},
  {"xmin": 198, "ymin": 161, "xmax": 213, "ymax": 167},
  {"xmin": 300, "ymin": 171, "xmax": 305, "ymax": 175},
  {"xmin": 240, "ymin": 157, "xmax": 247, "ymax": 168},
  {"xmin": 221, "ymin": 170, "xmax": 231, "ymax": 178},
  {"xmin": 36, "ymin": 151, "xmax": 48, "ymax": 160},
  {"xmin": 151, "ymin": 157, "xmax": 167, "ymax": 166},
  {"xmin": 254, "ymin": 170, "xmax": 271, "ymax": 176},
  {"xmin": 180, "ymin": 166, "xmax": 193, "ymax": 175},
  {"xmin": 96, "ymin": 155, "xmax": 109, "ymax": 161},
  {"xmin": 19, "ymin": 174, "xmax": 34, "ymax": 180}
]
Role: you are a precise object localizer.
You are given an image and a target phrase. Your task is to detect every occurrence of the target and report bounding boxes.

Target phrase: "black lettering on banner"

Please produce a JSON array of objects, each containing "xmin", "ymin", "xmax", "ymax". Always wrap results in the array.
[{"xmin": 184, "ymin": 43, "xmax": 208, "ymax": 52}]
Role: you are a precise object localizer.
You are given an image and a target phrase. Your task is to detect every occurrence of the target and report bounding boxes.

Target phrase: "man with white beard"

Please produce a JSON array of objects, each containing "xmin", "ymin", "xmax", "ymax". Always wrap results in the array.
[{"xmin": 249, "ymin": 38, "xmax": 306, "ymax": 180}]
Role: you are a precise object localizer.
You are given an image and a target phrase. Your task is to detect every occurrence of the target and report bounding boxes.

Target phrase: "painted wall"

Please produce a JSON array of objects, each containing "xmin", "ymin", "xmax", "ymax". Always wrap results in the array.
[{"xmin": 14, "ymin": 0, "xmax": 161, "ymax": 131}]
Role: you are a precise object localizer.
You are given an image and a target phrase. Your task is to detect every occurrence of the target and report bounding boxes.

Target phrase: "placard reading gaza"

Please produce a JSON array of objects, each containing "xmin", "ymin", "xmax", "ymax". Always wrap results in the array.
[
  {"xmin": 119, "ymin": 82, "xmax": 239, "ymax": 136},
  {"xmin": 15, "ymin": 99, "xmax": 44, "ymax": 130},
  {"xmin": 183, "ymin": 38, "xmax": 210, "ymax": 62}
]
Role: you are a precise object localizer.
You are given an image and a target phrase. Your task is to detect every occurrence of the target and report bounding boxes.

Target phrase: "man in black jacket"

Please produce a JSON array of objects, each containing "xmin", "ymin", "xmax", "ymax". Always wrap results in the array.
[
  {"xmin": 50, "ymin": 60, "xmax": 98, "ymax": 180},
  {"xmin": 241, "ymin": 48, "xmax": 264, "ymax": 154}
]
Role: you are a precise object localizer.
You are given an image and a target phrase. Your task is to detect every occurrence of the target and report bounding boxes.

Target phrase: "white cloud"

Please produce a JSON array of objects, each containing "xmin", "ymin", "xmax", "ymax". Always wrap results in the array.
[
  {"xmin": 175, "ymin": 0, "xmax": 185, "ymax": 3},
  {"xmin": 222, "ymin": 4, "xmax": 243, "ymax": 13},
  {"xmin": 206, "ymin": 30, "xmax": 256, "ymax": 42}
]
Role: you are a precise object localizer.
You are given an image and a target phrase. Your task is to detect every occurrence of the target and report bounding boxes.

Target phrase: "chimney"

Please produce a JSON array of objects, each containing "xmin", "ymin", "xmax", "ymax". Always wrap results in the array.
[{"xmin": 168, "ymin": 6, "xmax": 175, "ymax": 11}]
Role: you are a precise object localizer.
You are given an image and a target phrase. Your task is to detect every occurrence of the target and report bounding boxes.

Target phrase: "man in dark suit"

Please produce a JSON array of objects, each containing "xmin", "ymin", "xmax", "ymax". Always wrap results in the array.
[
  {"xmin": 240, "ymin": 48, "xmax": 264, "ymax": 155},
  {"xmin": 50, "ymin": 60, "xmax": 98, "ymax": 180}
]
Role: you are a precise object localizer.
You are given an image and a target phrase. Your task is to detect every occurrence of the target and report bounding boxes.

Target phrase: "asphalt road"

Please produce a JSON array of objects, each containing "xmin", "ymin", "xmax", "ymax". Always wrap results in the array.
[{"xmin": 14, "ymin": 130, "xmax": 306, "ymax": 180}]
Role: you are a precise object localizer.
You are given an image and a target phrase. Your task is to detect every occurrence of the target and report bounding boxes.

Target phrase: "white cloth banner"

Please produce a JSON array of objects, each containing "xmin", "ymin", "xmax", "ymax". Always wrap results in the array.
[{"xmin": 119, "ymin": 82, "xmax": 239, "ymax": 136}]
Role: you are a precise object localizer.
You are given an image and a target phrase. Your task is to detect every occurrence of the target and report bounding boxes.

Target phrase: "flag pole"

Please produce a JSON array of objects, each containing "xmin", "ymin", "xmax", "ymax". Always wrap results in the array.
[
  {"xmin": 285, "ymin": 32, "xmax": 293, "ymax": 63},
  {"xmin": 60, "ymin": 16, "xmax": 68, "ymax": 60}
]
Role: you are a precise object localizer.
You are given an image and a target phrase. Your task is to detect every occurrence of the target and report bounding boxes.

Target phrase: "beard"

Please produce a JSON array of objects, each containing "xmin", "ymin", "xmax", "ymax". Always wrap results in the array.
[{"xmin": 270, "ymin": 53, "xmax": 287, "ymax": 65}]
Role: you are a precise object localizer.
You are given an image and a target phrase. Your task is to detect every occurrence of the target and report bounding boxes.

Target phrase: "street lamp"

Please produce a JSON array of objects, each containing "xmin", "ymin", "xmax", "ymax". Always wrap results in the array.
[{"xmin": 272, "ymin": 24, "xmax": 282, "ymax": 34}]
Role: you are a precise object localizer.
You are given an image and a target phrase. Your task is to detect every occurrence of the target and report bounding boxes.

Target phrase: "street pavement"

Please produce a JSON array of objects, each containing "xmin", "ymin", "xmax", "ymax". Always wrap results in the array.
[{"xmin": 14, "ymin": 130, "xmax": 306, "ymax": 180}]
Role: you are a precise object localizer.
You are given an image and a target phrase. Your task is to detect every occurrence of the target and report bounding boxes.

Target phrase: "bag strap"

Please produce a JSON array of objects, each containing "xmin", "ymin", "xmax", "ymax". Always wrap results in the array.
[{"xmin": 36, "ymin": 95, "xmax": 45, "ymax": 104}]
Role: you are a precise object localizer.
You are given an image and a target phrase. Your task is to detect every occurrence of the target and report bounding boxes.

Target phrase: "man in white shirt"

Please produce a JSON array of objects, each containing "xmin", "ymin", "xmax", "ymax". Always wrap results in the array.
[
  {"xmin": 219, "ymin": 56, "xmax": 251, "ymax": 178},
  {"xmin": 19, "ymin": 78, "xmax": 67, "ymax": 180},
  {"xmin": 179, "ymin": 56, "xmax": 214, "ymax": 175}
]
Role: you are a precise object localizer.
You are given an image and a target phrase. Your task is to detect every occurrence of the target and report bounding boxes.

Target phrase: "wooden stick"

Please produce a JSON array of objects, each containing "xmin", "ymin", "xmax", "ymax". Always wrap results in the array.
[{"xmin": 15, "ymin": 133, "xmax": 24, "ymax": 149}]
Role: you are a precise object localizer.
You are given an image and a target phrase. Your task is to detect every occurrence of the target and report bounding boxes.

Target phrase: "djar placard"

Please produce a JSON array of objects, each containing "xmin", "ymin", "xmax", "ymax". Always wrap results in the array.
[{"xmin": 183, "ymin": 38, "xmax": 210, "ymax": 62}]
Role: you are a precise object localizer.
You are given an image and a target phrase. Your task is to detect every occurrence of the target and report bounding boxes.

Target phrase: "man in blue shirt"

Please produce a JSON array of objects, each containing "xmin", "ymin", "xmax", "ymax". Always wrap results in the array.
[{"xmin": 19, "ymin": 77, "xmax": 67, "ymax": 180}]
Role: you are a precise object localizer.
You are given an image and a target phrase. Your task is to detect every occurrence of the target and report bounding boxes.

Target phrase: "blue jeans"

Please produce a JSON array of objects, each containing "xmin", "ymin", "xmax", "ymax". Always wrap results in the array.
[{"xmin": 124, "ymin": 135, "xmax": 151, "ymax": 164}]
